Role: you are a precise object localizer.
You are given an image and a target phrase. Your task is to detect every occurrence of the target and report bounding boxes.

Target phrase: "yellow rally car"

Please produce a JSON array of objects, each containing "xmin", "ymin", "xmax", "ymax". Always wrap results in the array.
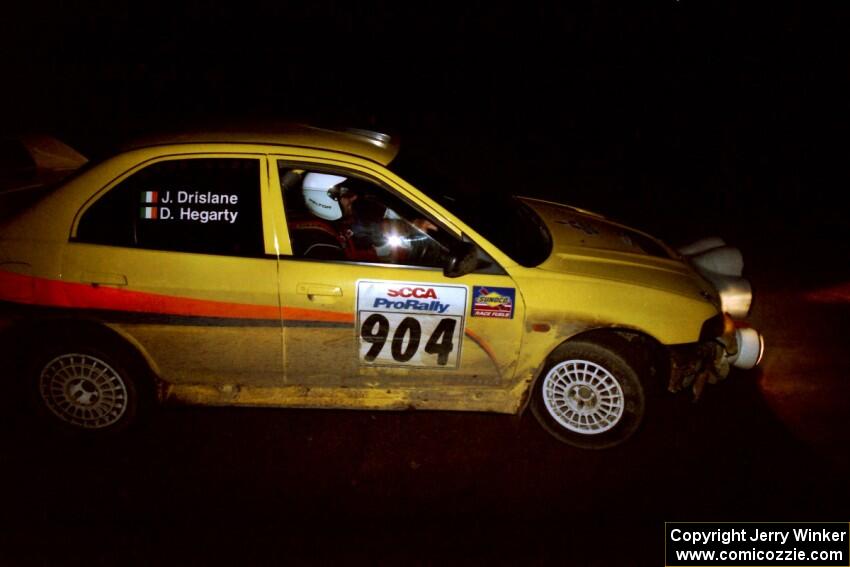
[{"xmin": 0, "ymin": 126, "xmax": 763, "ymax": 448}]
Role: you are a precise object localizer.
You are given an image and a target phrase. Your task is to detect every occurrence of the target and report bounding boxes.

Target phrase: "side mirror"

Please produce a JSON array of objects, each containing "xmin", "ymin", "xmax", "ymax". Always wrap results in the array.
[{"xmin": 443, "ymin": 239, "xmax": 478, "ymax": 278}]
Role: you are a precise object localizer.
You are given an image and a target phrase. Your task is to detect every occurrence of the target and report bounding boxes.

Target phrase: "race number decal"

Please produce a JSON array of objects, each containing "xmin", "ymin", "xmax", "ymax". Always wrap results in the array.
[{"xmin": 356, "ymin": 281, "xmax": 467, "ymax": 368}]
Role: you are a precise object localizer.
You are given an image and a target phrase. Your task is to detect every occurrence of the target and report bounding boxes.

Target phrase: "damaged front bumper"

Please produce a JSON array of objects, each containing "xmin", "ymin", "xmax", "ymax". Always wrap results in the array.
[
  {"xmin": 670, "ymin": 237, "xmax": 766, "ymax": 398},
  {"xmin": 668, "ymin": 316, "xmax": 765, "ymax": 399}
]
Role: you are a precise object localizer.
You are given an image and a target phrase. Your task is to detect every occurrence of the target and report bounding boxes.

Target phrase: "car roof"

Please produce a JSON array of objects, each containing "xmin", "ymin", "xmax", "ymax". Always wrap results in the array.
[{"xmin": 121, "ymin": 123, "xmax": 400, "ymax": 166}]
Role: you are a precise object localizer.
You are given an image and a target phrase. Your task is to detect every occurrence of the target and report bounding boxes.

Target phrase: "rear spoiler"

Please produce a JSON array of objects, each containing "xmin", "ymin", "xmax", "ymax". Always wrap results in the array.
[
  {"xmin": 1, "ymin": 135, "xmax": 87, "ymax": 193},
  {"xmin": 18, "ymin": 134, "xmax": 88, "ymax": 172},
  {"xmin": 0, "ymin": 135, "xmax": 88, "ymax": 218}
]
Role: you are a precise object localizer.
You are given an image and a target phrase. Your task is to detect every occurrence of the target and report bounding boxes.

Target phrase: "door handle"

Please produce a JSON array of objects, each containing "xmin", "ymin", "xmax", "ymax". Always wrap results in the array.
[
  {"xmin": 296, "ymin": 283, "xmax": 342, "ymax": 297},
  {"xmin": 81, "ymin": 271, "xmax": 128, "ymax": 287}
]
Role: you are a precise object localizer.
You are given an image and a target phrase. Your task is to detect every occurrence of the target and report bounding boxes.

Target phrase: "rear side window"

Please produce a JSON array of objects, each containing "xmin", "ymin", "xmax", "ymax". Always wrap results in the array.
[{"xmin": 77, "ymin": 158, "xmax": 263, "ymax": 257}]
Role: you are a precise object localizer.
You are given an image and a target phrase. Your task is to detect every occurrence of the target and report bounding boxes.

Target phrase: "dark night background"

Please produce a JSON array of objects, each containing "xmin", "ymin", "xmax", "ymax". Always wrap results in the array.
[
  {"xmin": 4, "ymin": 1, "xmax": 847, "ymax": 251},
  {"xmin": 1, "ymin": 2, "xmax": 849, "ymax": 565}
]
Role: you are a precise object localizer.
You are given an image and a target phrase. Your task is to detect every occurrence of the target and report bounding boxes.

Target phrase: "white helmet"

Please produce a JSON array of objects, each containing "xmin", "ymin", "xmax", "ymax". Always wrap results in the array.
[{"xmin": 303, "ymin": 172, "xmax": 348, "ymax": 221}]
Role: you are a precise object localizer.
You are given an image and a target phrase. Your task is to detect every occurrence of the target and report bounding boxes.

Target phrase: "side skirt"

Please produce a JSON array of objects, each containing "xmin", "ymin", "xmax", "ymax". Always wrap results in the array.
[{"xmin": 163, "ymin": 383, "xmax": 521, "ymax": 415}]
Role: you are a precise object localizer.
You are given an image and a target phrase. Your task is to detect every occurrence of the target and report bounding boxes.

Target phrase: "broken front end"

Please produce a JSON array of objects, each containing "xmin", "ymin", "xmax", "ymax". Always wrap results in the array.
[{"xmin": 669, "ymin": 237, "xmax": 765, "ymax": 399}]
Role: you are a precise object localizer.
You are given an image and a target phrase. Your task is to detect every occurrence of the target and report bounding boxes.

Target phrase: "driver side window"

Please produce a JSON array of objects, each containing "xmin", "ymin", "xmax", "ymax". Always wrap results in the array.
[{"xmin": 279, "ymin": 165, "xmax": 452, "ymax": 268}]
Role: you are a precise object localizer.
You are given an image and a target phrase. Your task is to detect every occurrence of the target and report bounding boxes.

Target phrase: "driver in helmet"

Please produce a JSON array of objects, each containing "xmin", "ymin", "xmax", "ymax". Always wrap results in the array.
[{"xmin": 300, "ymin": 172, "xmax": 437, "ymax": 262}]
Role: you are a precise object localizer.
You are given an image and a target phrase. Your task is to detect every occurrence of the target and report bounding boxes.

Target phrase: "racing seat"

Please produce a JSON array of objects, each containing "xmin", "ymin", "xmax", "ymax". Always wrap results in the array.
[{"xmin": 287, "ymin": 216, "xmax": 347, "ymax": 260}]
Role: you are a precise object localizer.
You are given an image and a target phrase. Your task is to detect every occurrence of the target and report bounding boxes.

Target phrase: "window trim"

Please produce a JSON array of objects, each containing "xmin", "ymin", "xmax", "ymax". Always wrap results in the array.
[
  {"xmin": 272, "ymin": 157, "xmax": 473, "ymax": 270},
  {"xmin": 70, "ymin": 152, "xmax": 274, "ymax": 258},
  {"xmin": 271, "ymin": 155, "xmax": 508, "ymax": 275}
]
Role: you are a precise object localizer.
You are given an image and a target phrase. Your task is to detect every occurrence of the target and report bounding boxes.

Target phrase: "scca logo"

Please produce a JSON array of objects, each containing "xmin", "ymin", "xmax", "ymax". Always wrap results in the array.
[{"xmin": 387, "ymin": 287, "xmax": 438, "ymax": 299}]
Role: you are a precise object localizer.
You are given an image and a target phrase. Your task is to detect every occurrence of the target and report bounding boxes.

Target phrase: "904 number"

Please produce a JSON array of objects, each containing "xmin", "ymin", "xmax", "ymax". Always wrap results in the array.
[{"xmin": 360, "ymin": 313, "xmax": 457, "ymax": 366}]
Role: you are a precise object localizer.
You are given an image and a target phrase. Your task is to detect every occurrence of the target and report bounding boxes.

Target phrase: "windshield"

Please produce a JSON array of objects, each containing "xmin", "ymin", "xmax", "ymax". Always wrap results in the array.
[{"xmin": 391, "ymin": 157, "xmax": 552, "ymax": 267}]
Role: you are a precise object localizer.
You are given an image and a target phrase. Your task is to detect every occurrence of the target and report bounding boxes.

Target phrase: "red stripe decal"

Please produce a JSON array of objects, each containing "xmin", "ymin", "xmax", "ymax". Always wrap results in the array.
[
  {"xmin": 0, "ymin": 271, "xmax": 352, "ymax": 324},
  {"xmin": 2, "ymin": 272, "xmax": 504, "ymax": 365}
]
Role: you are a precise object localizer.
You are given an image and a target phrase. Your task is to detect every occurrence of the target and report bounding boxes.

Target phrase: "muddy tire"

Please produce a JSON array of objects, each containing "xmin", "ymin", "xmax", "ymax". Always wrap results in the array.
[{"xmin": 531, "ymin": 340, "xmax": 646, "ymax": 449}]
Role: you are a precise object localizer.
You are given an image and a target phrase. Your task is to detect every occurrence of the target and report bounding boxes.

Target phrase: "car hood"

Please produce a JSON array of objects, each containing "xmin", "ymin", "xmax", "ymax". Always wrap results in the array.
[{"xmin": 519, "ymin": 197, "xmax": 717, "ymax": 303}]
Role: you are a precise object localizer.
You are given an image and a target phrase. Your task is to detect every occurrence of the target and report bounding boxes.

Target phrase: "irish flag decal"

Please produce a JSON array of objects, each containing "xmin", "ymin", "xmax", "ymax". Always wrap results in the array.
[
  {"xmin": 140, "ymin": 206, "xmax": 158, "ymax": 220},
  {"xmin": 140, "ymin": 191, "xmax": 158, "ymax": 203}
]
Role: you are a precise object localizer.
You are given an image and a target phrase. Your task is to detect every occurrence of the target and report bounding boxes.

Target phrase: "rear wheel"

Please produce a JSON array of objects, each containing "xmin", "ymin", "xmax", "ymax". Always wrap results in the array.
[
  {"xmin": 30, "ymin": 342, "xmax": 143, "ymax": 434},
  {"xmin": 531, "ymin": 340, "xmax": 646, "ymax": 449}
]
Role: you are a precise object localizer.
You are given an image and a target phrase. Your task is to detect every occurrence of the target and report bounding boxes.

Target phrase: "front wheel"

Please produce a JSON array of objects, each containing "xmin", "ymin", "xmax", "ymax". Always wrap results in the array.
[
  {"xmin": 31, "ymin": 344, "xmax": 142, "ymax": 434},
  {"xmin": 531, "ymin": 340, "xmax": 646, "ymax": 449}
]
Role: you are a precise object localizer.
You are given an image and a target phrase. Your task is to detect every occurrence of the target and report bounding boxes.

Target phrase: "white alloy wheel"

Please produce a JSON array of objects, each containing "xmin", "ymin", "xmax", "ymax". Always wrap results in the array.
[
  {"xmin": 38, "ymin": 354, "xmax": 129, "ymax": 430},
  {"xmin": 541, "ymin": 359, "xmax": 625, "ymax": 434},
  {"xmin": 531, "ymin": 340, "xmax": 647, "ymax": 449}
]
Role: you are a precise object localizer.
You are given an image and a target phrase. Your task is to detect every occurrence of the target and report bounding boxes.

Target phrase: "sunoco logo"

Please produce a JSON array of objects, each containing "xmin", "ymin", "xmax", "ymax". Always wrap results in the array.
[{"xmin": 471, "ymin": 286, "xmax": 515, "ymax": 319}]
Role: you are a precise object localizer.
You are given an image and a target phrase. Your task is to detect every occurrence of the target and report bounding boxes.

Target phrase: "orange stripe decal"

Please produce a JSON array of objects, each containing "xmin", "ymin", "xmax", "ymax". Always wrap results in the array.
[
  {"xmin": 283, "ymin": 306, "xmax": 353, "ymax": 324},
  {"xmin": 463, "ymin": 327, "xmax": 499, "ymax": 365}
]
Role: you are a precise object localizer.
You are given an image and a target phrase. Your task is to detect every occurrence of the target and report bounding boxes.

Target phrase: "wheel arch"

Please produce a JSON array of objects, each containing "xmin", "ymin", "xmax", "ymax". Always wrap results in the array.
[
  {"xmin": 517, "ymin": 326, "xmax": 669, "ymax": 416},
  {"xmin": 10, "ymin": 316, "xmax": 163, "ymax": 401}
]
